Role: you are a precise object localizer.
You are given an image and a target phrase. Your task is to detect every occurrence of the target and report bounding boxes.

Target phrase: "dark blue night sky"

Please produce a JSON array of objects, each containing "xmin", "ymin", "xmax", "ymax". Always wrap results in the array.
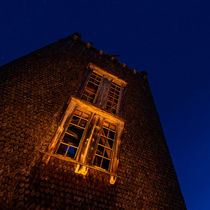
[{"xmin": 1, "ymin": 0, "xmax": 210, "ymax": 209}]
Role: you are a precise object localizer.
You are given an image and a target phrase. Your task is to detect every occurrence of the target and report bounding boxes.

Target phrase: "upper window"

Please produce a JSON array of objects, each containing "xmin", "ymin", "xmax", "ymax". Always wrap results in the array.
[
  {"xmin": 55, "ymin": 105, "xmax": 118, "ymax": 172},
  {"xmin": 80, "ymin": 63, "xmax": 127, "ymax": 115}
]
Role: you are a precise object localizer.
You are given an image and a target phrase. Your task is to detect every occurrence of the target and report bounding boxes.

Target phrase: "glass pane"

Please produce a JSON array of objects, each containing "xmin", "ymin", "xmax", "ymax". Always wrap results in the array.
[
  {"xmin": 74, "ymin": 110, "xmax": 82, "ymax": 117},
  {"xmin": 103, "ymin": 121, "xmax": 109, "ymax": 128},
  {"xmin": 82, "ymin": 112, "xmax": 89, "ymax": 119},
  {"xmin": 71, "ymin": 116, "xmax": 80, "ymax": 125},
  {"xmin": 79, "ymin": 119, "xmax": 87, "ymax": 128},
  {"xmin": 56, "ymin": 143, "xmax": 68, "ymax": 155},
  {"xmin": 107, "ymin": 139, "xmax": 113, "ymax": 148},
  {"xmin": 104, "ymin": 148, "xmax": 111, "ymax": 158},
  {"xmin": 102, "ymin": 158, "xmax": 110, "ymax": 170},
  {"xmin": 94, "ymin": 156, "xmax": 102, "ymax": 167},
  {"xmin": 86, "ymin": 82, "xmax": 98, "ymax": 94},
  {"xmin": 96, "ymin": 145, "xmax": 104, "ymax": 156},
  {"xmin": 66, "ymin": 125, "xmax": 84, "ymax": 145},
  {"xmin": 102, "ymin": 128, "xmax": 108, "ymax": 137},
  {"xmin": 108, "ymin": 131, "xmax": 115, "ymax": 140},
  {"xmin": 110, "ymin": 124, "xmax": 116, "ymax": 131},
  {"xmin": 66, "ymin": 146, "xmax": 77, "ymax": 158},
  {"xmin": 62, "ymin": 133, "xmax": 79, "ymax": 147},
  {"xmin": 99, "ymin": 137, "xmax": 106, "ymax": 146}
]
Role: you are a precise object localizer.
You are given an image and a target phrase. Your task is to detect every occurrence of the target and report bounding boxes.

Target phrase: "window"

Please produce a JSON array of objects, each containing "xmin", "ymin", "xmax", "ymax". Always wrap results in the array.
[
  {"xmin": 44, "ymin": 97, "xmax": 125, "ymax": 184},
  {"xmin": 80, "ymin": 63, "xmax": 127, "ymax": 115},
  {"xmin": 56, "ymin": 109, "xmax": 90, "ymax": 159}
]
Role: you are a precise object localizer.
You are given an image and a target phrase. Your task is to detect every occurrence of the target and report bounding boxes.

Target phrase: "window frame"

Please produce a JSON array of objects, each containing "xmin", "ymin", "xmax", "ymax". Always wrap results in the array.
[
  {"xmin": 43, "ymin": 96, "xmax": 125, "ymax": 184},
  {"xmin": 81, "ymin": 63, "xmax": 127, "ymax": 115}
]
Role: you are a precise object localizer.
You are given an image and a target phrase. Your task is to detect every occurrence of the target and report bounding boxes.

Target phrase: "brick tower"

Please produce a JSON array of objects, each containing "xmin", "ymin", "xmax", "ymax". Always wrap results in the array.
[{"xmin": 0, "ymin": 33, "xmax": 186, "ymax": 209}]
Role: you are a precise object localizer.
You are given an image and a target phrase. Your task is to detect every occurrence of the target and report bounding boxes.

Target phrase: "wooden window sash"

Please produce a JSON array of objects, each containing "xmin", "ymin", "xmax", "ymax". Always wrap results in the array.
[{"xmin": 43, "ymin": 96, "xmax": 124, "ymax": 184}]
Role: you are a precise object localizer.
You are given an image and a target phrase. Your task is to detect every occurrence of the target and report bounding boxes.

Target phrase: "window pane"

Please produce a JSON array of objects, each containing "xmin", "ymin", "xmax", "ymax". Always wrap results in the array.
[
  {"xmin": 79, "ymin": 119, "xmax": 87, "ymax": 128},
  {"xmin": 107, "ymin": 139, "xmax": 113, "ymax": 148},
  {"xmin": 82, "ymin": 112, "xmax": 89, "ymax": 119},
  {"xmin": 99, "ymin": 137, "xmax": 106, "ymax": 146},
  {"xmin": 103, "ymin": 121, "xmax": 109, "ymax": 128},
  {"xmin": 66, "ymin": 146, "xmax": 77, "ymax": 158},
  {"xmin": 102, "ymin": 128, "xmax": 108, "ymax": 137},
  {"xmin": 67, "ymin": 125, "xmax": 84, "ymax": 141},
  {"xmin": 104, "ymin": 148, "xmax": 111, "ymax": 158},
  {"xmin": 96, "ymin": 145, "xmax": 104, "ymax": 156},
  {"xmin": 110, "ymin": 124, "xmax": 116, "ymax": 131},
  {"xmin": 71, "ymin": 116, "xmax": 80, "ymax": 125},
  {"xmin": 108, "ymin": 131, "xmax": 115, "ymax": 140},
  {"xmin": 94, "ymin": 156, "xmax": 102, "ymax": 167},
  {"xmin": 62, "ymin": 133, "xmax": 80, "ymax": 147},
  {"xmin": 74, "ymin": 110, "xmax": 82, "ymax": 117},
  {"xmin": 102, "ymin": 159, "xmax": 110, "ymax": 170},
  {"xmin": 86, "ymin": 82, "xmax": 98, "ymax": 94},
  {"xmin": 57, "ymin": 143, "xmax": 68, "ymax": 155}
]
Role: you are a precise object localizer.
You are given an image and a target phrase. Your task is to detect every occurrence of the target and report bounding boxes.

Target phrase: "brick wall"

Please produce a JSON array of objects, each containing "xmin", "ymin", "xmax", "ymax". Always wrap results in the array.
[{"xmin": 0, "ymin": 34, "xmax": 186, "ymax": 209}]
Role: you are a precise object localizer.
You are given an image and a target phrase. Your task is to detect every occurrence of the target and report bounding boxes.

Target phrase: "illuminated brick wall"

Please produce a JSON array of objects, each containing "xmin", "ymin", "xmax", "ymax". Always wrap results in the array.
[{"xmin": 0, "ymin": 34, "xmax": 186, "ymax": 209}]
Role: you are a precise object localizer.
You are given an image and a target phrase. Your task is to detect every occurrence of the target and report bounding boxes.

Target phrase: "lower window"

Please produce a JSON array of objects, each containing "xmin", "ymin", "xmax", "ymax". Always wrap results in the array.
[{"xmin": 45, "ymin": 97, "xmax": 124, "ymax": 184}]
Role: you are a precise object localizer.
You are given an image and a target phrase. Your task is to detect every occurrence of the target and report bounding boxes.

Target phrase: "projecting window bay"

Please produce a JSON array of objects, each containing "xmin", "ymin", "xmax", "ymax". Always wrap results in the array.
[{"xmin": 55, "ymin": 106, "xmax": 119, "ymax": 172}]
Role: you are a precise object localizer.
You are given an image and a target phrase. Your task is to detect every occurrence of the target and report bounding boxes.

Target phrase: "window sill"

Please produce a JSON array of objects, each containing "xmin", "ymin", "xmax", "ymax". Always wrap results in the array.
[{"xmin": 41, "ymin": 151, "xmax": 118, "ymax": 184}]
